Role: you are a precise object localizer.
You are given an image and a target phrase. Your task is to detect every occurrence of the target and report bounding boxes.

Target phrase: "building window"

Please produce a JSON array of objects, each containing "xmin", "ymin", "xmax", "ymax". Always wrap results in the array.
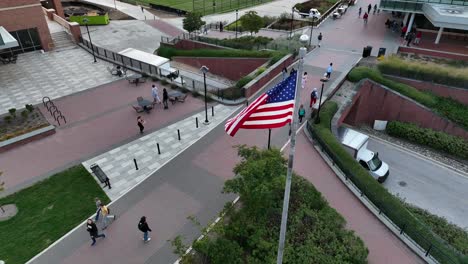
[{"xmin": 0, "ymin": 28, "xmax": 42, "ymax": 56}]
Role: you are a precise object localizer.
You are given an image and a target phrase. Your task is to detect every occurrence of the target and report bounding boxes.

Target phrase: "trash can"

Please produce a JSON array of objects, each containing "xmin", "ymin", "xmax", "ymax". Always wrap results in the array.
[
  {"xmin": 378, "ymin": 47, "xmax": 386, "ymax": 57},
  {"xmin": 362, "ymin": 46, "xmax": 372, "ymax": 57}
]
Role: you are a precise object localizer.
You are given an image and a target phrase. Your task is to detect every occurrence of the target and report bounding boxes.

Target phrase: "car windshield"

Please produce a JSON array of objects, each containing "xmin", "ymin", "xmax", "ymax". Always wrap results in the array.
[{"xmin": 368, "ymin": 155, "xmax": 382, "ymax": 171}]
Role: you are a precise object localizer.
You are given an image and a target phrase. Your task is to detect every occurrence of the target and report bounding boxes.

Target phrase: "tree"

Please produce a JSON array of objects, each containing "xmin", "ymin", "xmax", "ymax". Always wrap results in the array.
[
  {"xmin": 183, "ymin": 12, "xmax": 205, "ymax": 33},
  {"xmin": 240, "ymin": 11, "xmax": 264, "ymax": 35}
]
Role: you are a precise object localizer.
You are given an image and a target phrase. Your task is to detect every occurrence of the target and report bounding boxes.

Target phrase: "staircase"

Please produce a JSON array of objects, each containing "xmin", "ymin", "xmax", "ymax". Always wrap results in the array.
[{"xmin": 51, "ymin": 31, "xmax": 76, "ymax": 51}]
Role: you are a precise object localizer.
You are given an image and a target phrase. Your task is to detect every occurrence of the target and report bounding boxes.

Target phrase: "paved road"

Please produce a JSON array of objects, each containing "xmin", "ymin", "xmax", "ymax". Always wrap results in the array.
[{"xmin": 370, "ymin": 139, "xmax": 468, "ymax": 229}]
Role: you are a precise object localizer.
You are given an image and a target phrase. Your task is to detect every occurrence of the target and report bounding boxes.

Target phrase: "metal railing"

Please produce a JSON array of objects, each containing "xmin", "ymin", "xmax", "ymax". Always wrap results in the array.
[
  {"xmin": 306, "ymin": 120, "xmax": 464, "ymax": 264},
  {"xmin": 78, "ymin": 37, "xmax": 240, "ymax": 100}
]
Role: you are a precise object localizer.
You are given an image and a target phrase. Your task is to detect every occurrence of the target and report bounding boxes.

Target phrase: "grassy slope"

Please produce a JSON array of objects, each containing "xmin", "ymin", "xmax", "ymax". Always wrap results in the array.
[{"xmin": 0, "ymin": 165, "xmax": 110, "ymax": 264}]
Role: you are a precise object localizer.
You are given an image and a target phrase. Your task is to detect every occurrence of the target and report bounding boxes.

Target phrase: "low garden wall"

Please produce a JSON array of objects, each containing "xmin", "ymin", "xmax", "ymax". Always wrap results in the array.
[
  {"xmin": 244, "ymin": 54, "xmax": 294, "ymax": 98},
  {"xmin": 172, "ymin": 57, "xmax": 269, "ymax": 81},
  {"xmin": 172, "ymin": 39, "xmax": 225, "ymax": 50},
  {"xmin": 0, "ymin": 125, "xmax": 55, "ymax": 153},
  {"xmin": 386, "ymin": 75, "xmax": 468, "ymax": 105},
  {"xmin": 339, "ymin": 79, "xmax": 468, "ymax": 139},
  {"xmin": 398, "ymin": 46, "xmax": 468, "ymax": 61}
]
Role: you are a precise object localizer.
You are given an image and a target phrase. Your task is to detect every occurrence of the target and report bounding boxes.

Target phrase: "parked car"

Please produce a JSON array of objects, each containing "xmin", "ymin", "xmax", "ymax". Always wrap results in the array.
[
  {"xmin": 298, "ymin": 8, "xmax": 321, "ymax": 19},
  {"xmin": 339, "ymin": 127, "xmax": 389, "ymax": 183}
]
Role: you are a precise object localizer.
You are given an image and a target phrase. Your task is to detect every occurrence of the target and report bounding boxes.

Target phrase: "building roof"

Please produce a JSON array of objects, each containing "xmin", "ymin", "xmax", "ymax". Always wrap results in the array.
[
  {"xmin": 0, "ymin": 26, "xmax": 18, "ymax": 49},
  {"xmin": 423, "ymin": 4, "xmax": 468, "ymax": 30}
]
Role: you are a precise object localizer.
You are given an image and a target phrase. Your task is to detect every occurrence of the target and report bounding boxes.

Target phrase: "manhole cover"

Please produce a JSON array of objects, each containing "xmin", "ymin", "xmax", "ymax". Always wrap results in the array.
[{"xmin": 399, "ymin": 181, "xmax": 407, "ymax": 187}]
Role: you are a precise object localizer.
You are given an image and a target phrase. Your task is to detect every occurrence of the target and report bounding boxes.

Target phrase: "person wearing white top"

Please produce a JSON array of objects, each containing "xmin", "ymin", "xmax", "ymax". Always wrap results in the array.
[
  {"xmin": 302, "ymin": 72, "xmax": 308, "ymax": 89},
  {"xmin": 151, "ymin": 84, "xmax": 161, "ymax": 104}
]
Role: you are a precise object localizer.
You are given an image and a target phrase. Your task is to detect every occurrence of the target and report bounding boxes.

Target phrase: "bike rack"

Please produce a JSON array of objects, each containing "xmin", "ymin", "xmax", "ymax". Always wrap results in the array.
[
  {"xmin": 42, "ymin": 96, "xmax": 51, "ymax": 107},
  {"xmin": 42, "ymin": 96, "xmax": 67, "ymax": 126},
  {"xmin": 57, "ymin": 115, "xmax": 66, "ymax": 126}
]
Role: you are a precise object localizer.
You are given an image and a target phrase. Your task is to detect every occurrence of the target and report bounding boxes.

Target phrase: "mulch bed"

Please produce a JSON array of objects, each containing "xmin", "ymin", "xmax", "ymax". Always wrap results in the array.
[{"xmin": 0, "ymin": 108, "xmax": 50, "ymax": 142}]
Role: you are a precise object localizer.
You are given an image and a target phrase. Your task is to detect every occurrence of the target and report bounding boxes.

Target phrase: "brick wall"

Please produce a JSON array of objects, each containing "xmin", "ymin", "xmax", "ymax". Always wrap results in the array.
[
  {"xmin": 387, "ymin": 76, "xmax": 468, "ymax": 105},
  {"xmin": 398, "ymin": 46, "xmax": 468, "ymax": 61},
  {"xmin": 0, "ymin": 0, "xmax": 53, "ymax": 51},
  {"xmin": 173, "ymin": 39, "xmax": 224, "ymax": 50},
  {"xmin": 340, "ymin": 80, "xmax": 468, "ymax": 139},
  {"xmin": 173, "ymin": 57, "xmax": 269, "ymax": 81},
  {"xmin": 244, "ymin": 55, "xmax": 294, "ymax": 98}
]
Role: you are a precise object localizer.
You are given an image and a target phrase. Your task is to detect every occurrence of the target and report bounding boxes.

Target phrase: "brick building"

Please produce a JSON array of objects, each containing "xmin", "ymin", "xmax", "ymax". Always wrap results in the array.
[{"xmin": 0, "ymin": 0, "xmax": 63, "ymax": 54}]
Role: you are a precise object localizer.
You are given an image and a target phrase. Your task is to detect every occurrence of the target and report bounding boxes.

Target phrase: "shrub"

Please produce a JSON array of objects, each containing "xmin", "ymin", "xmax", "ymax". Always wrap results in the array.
[
  {"xmin": 157, "ymin": 46, "xmax": 277, "ymax": 59},
  {"xmin": 378, "ymin": 55, "xmax": 468, "ymax": 88},
  {"xmin": 25, "ymin": 104, "xmax": 34, "ymax": 112},
  {"xmin": 308, "ymin": 101, "xmax": 466, "ymax": 264},
  {"xmin": 404, "ymin": 203, "xmax": 468, "ymax": 255},
  {"xmin": 21, "ymin": 110, "xmax": 29, "ymax": 119},
  {"xmin": 235, "ymin": 76, "xmax": 254, "ymax": 88},
  {"xmin": 386, "ymin": 121, "xmax": 468, "ymax": 160},
  {"xmin": 348, "ymin": 67, "xmax": 468, "ymax": 130},
  {"xmin": 8, "ymin": 108, "xmax": 16, "ymax": 118},
  {"xmin": 216, "ymin": 86, "xmax": 244, "ymax": 100},
  {"xmin": 255, "ymin": 67, "xmax": 266, "ymax": 76},
  {"xmin": 4, "ymin": 116, "xmax": 12, "ymax": 124},
  {"xmin": 268, "ymin": 52, "xmax": 286, "ymax": 66},
  {"xmin": 197, "ymin": 36, "xmax": 273, "ymax": 50},
  {"xmin": 161, "ymin": 79, "xmax": 169, "ymax": 85}
]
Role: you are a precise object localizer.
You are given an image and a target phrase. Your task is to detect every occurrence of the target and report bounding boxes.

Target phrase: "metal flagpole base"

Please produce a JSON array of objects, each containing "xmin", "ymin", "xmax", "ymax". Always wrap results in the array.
[{"xmin": 203, "ymin": 121, "xmax": 210, "ymax": 125}]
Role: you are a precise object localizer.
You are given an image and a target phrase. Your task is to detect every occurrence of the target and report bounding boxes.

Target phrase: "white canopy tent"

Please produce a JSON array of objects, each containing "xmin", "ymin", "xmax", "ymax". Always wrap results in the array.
[{"xmin": 0, "ymin": 26, "xmax": 19, "ymax": 50}]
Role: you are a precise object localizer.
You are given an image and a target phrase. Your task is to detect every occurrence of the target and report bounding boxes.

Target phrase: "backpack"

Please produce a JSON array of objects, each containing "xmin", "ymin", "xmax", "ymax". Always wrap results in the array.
[
  {"xmin": 311, "ymin": 91, "xmax": 318, "ymax": 98},
  {"xmin": 138, "ymin": 222, "xmax": 144, "ymax": 231}
]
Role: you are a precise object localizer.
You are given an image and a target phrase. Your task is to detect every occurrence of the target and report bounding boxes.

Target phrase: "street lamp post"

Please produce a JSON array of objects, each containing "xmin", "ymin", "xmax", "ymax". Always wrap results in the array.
[
  {"xmin": 200, "ymin": 66, "xmax": 210, "ymax": 124},
  {"xmin": 276, "ymin": 34, "xmax": 309, "ymax": 264},
  {"xmin": 235, "ymin": 9, "xmax": 239, "ymax": 39},
  {"xmin": 114, "ymin": 0, "xmax": 117, "ymax": 10},
  {"xmin": 308, "ymin": 16, "xmax": 315, "ymax": 47},
  {"xmin": 290, "ymin": 7, "xmax": 294, "ymax": 39},
  {"xmin": 314, "ymin": 81, "xmax": 325, "ymax": 124},
  {"xmin": 83, "ymin": 18, "xmax": 97, "ymax": 63}
]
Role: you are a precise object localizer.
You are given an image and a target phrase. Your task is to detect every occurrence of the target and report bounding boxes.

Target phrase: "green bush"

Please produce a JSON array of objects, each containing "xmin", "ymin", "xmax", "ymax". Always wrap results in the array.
[
  {"xmin": 348, "ymin": 67, "xmax": 468, "ymax": 130},
  {"xmin": 308, "ymin": 101, "xmax": 467, "ymax": 264},
  {"xmin": 157, "ymin": 46, "xmax": 277, "ymax": 59},
  {"xmin": 386, "ymin": 121, "xmax": 468, "ymax": 160},
  {"xmin": 25, "ymin": 104, "xmax": 34, "ymax": 112},
  {"xmin": 404, "ymin": 203, "xmax": 468, "ymax": 255},
  {"xmin": 255, "ymin": 67, "xmax": 266, "ymax": 76},
  {"xmin": 268, "ymin": 52, "xmax": 286, "ymax": 66},
  {"xmin": 378, "ymin": 56, "xmax": 468, "ymax": 88},
  {"xmin": 8, "ymin": 108, "xmax": 16, "ymax": 118},
  {"xmin": 189, "ymin": 146, "xmax": 368, "ymax": 263},
  {"xmin": 197, "ymin": 36, "xmax": 273, "ymax": 50},
  {"xmin": 21, "ymin": 110, "xmax": 29, "ymax": 119},
  {"xmin": 215, "ymin": 86, "xmax": 244, "ymax": 100},
  {"xmin": 235, "ymin": 76, "xmax": 254, "ymax": 88}
]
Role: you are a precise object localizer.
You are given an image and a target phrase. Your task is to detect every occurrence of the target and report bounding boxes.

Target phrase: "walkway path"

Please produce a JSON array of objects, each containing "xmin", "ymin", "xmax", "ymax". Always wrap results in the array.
[
  {"xmin": 83, "ymin": 104, "xmax": 237, "ymax": 200},
  {"xmin": 0, "ymin": 79, "xmax": 205, "ymax": 197},
  {"xmin": 83, "ymin": 0, "xmax": 155, "ymax": 20}
]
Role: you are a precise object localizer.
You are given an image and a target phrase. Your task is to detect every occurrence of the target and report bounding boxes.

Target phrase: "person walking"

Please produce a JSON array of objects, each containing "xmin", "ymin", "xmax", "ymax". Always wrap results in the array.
[
  {"xmin": 138, "ymin": 216, "xmax": 152, "ymax": 242},
  {"xmin": 310, "ymin": 88, "xmax": 318, "ymax": 108},
  {"xmin": 87, "ymin": 219, "xmax": 105, "ymax": 246},
  {"xmin": 373, "ymin": 4, "xmax": 377, "ymax": 14},
  {"xmin": 95, "ymin": 197, "xmax": 102, "ymax": 209},
  {"xmin": 358, "ymin": 7, "xmax": 362, "ymax": 17},
  {"xmin": 282, "ymin": 66, "xmax": 288, "ymax": 81},
  {"xmin": 302, "ymin": 72, "xmax": 308, "ymax": 89},
  {"xmin": 406, "ymin": 31, "xmax": 415, "ymax": 47},
  {"xmin": 317, "ymin": 32, "xmax": 322, "ymax": 47},
  {"xmin": 162, "ymin": 88, "xmax": 169, "ymax": 109},
  {"xmin": 137, "ymin": 116, "xmax": 145, "ymax": 134},
  {"xmin": 414, "ymin": 30, "xmax": 422, "ymax": 45},
  {"xmin": 326, "ymin": 63, "xmax": 333, "ymax": 79},
  {"xmin": 401, "ymin": 25, "xmax": 408, "ymax": 38},
  {"xmin": 367, "ymin": 4, "xmax": 371, "ymax": 14},
  {"xmin": 298, "ymin": 105, "xmax": 306, "ymax": 124},
  {"xmin": 151, "ymin": 85, "xmax": 161, "ymax": 104},
  {"xmin": 363, "ymin": 12, "xmax": 368, "ymax": 24},
  {"xmin": 99, "ymin": 204, "xmax": 115, "ymax": 230}
]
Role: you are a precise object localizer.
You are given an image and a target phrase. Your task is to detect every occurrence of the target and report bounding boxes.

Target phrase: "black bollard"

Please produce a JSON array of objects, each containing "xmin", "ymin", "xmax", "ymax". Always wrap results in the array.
[
  {"xmin": 212, "ymin": 106, "xmax": 214, "ymax": 116},
  {"xmin": 134, "ymin": 158, "xmax": 139, "ymax": 170},
  {"xmin": 177, "ymin": 129, "xmax": 181, "ymax": 140},
  {"xmin": 196, "ymin": 117, "xmax": 199, "ymax": 128},
  {"xmin": 157, "ymin": 143, "xmax": 161, "ymax": 154}
]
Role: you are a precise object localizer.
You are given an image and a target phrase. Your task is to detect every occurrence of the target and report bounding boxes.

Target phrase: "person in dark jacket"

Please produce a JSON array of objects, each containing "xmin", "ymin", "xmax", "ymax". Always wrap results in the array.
[
  {"xmin": 367, "ymin": 4, "xmax": 371, "ymax": 14},
  {"xmin": 138, "ymin": 216, "xmax": 152, "ymax": 242},
  {"xmin": 163, "ymin": 88, "xmax": 169, "ymax": 109},
  {"xmin": 87, "ymin": 219, "xmax": 105, "ymax": 246}
]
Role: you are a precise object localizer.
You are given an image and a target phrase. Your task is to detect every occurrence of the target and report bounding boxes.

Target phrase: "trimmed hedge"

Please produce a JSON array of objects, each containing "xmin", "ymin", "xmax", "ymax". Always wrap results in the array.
[
  {"xmin": 308, "ymin": 101, "xmax": 467, "ymax": 264},
  {"xmin": 387, "ymin": 121, "xmax": 468, "ymax": 160},
  {"xmin": 197, "ymin": 35, "xmax": 273, "ymax": 50},
  {"xmin": 378, "ymin": 56, "xmax": 468, "ymax": 89},
  {"xmin": 235, "ymin": 75, "xmax": 254, "ymax": 88},
  {"xmin": 348, "ymin": 67, "xmax": 468, "ymax": 130},
  {"xmin": 157, "ymin": 46, "xmax": 278, "ymax": 59}
]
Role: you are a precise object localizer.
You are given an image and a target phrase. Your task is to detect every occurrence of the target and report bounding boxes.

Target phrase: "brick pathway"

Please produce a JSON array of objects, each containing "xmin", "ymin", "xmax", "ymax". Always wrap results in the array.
[
  {"xmin": 0, "ymin": 79, "xmax": 206, "ymax": 196},
  {"xmin": 83, "ymin": 104, "xmax": 237, "ymax": 200},
  {"xmin": 0, "ymin": 49, "xmax": 117, "ymax": 115}
]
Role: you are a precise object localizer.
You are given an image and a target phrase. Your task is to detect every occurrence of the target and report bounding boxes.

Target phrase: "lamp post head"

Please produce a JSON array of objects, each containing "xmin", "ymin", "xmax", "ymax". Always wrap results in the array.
[
  {"xmin": 200, "ymin": 65, "xmax": 209, "ymax": 74},
  {"xmin": 83, "ymin": 18, "xmax": 89, "ymax": 24},
  {"xmin": 299, "ymin": 34, "xmax": 309, "ymax": 45}
]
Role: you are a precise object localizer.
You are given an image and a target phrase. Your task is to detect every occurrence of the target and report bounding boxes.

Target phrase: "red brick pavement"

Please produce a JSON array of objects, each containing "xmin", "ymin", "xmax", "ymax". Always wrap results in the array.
[
  {"xmin": 0, "ymin": 79, "xmax": 204, "ymax": 192},
  {"xmin": 144, "ymin": 19, "xmax": 185, "ymax": 37}
]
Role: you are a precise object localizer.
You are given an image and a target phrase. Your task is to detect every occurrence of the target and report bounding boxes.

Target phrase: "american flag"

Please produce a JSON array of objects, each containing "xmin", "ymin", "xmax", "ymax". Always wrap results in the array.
[{"xmin": 225, "ymin": 71, "xmax": 297, "ymax": 137}]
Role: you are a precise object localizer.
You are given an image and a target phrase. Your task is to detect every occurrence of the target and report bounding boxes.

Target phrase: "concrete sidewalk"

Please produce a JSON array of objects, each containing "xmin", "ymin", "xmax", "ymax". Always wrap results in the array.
[
  {"xmin": 83, "ymin": 0, "xmax": 155, "ymax": 20},
  {"xmin": 83, "ymin": 104, "xmax": 237, "ymax": 200}
]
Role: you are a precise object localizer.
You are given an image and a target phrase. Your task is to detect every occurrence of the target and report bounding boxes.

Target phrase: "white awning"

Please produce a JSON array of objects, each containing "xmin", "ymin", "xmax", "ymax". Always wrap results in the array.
[
  {"xmin": 0, "ymin": 26, "xmax": 19, "ymax": 49},
  {"xmin": 118, "ymin": 48, "xmax": 169, "ymax": 67}
]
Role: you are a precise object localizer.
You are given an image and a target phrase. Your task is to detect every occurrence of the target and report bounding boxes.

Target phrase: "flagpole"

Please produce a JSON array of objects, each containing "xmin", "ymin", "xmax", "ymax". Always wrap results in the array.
[{"xmin": 276, "ymin": 36, "xmax": 308, "ymax": 264}]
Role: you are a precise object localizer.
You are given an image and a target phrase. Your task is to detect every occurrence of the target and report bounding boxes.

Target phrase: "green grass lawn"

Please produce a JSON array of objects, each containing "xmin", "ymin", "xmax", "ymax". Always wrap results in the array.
[
  {"xmin": 136, "ymin": 0, "xmax": 273, "ymax": 15},
  {"xmin": 0, "ymin": 165, "xmax": 110, "ymax": 264}
]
